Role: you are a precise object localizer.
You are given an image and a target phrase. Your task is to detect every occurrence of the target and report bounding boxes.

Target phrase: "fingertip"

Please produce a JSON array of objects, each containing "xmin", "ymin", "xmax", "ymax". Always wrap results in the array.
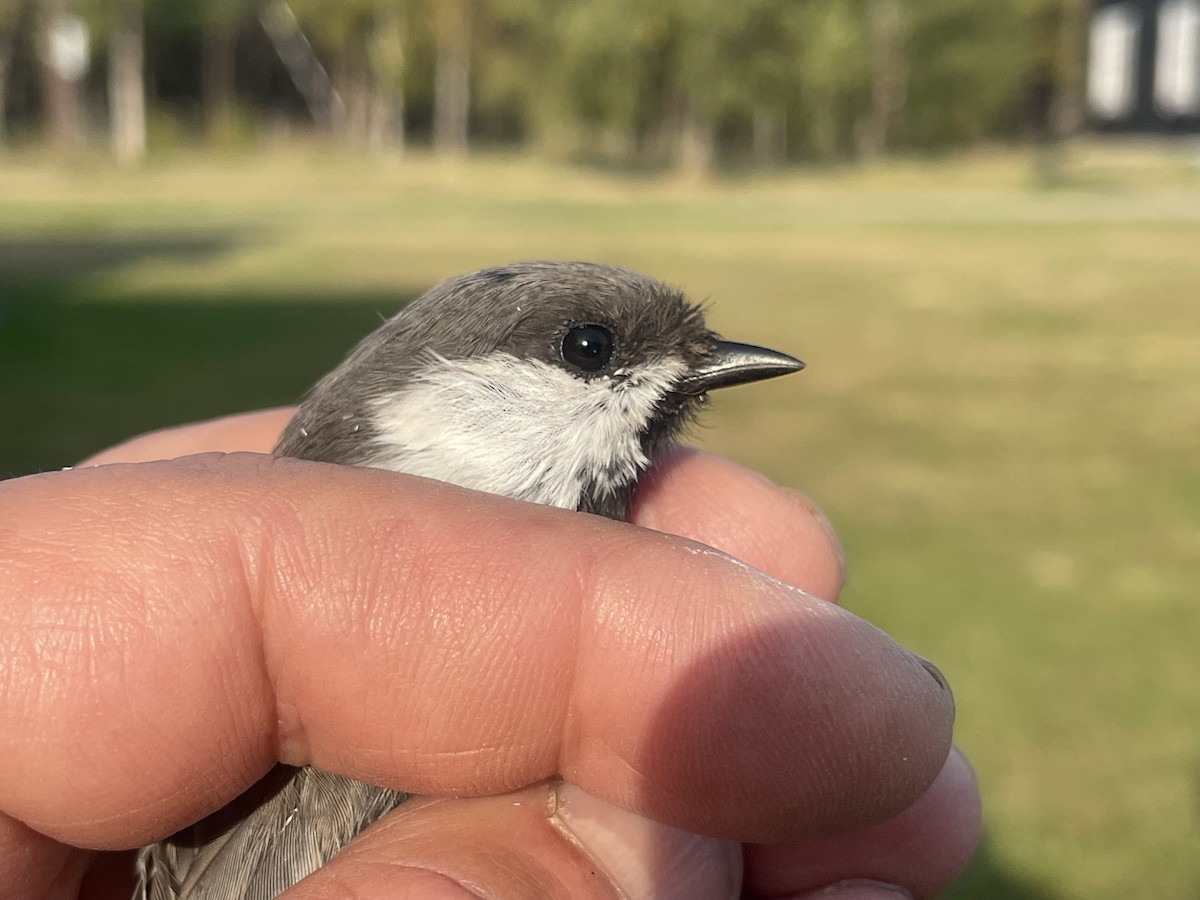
[
  {"xmin": 745, "ymin": 746, "xmax": 981, "ymax": 899},
  {"xmin": 631, "ymin": 447, "xmax": 845, "ymax": 601},
  {"xmin": 788, "ymin": 882, "xmax": 914, "ymax": 900},
  {"xmin": 79, "ymin": 408, "xmax": 296, "ymax": 467},
  {"xmin": 0, "ymin": 813, "xmax": 92, "ymax": 898}
]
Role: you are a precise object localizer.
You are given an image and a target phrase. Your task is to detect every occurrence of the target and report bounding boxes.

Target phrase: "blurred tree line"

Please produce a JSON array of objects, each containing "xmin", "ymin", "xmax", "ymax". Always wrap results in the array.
[{"xmin": 0, "ymin": 0, "xmax": 1088, "ymax": 170}]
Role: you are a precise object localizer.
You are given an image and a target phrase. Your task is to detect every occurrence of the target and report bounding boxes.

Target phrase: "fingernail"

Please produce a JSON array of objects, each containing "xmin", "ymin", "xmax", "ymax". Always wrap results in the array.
[
  {"xmin": 908, "ymin": 652, "xmax": 955, "ymax": 721},
  {"xmin": 549, "ymin": 782, "xmax": 741, "ymax": 900},
  {"xmin": 807, "ymin": 879, "xmax": 915, "ymax": 899},
  {"xmin": 913, "ymin": 654, "xmax": 951, "ymax": 693}
]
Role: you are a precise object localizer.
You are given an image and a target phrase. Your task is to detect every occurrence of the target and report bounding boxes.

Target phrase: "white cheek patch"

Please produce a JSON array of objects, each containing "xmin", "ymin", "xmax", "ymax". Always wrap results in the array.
[{"xmin": 367, "ymin": 353, "xmax": 688, "ymax": 510}]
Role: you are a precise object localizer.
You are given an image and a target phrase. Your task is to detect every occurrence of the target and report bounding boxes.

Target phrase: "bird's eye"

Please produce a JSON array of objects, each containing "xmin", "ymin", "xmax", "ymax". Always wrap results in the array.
[{"xmin": 561, "ymin": 324, "xmax": 614, "ymax": 372}]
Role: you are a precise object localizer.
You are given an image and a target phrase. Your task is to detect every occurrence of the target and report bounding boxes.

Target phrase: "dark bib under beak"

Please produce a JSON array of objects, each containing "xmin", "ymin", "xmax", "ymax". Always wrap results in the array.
[{"xmin": 678, "ymin": 340, "xmax": 805, "ymax": 394}]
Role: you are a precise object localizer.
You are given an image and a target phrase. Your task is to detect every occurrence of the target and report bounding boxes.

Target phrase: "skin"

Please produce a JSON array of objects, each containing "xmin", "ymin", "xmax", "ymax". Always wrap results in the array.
[{"xmin": 0, "ymin": 410, "xmax": 980, "ymax": 900}]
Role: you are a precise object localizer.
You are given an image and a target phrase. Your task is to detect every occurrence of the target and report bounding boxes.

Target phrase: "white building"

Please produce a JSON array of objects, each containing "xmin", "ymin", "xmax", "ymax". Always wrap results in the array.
[{"xmin": 1088, "ymin": 0, "xmax": 1200, "ymax": 131}]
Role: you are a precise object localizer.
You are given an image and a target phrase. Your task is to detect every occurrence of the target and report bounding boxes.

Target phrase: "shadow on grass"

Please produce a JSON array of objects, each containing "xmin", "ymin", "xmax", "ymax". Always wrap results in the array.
[
  {"xmin": 0, "ymin": 233, "xmax": 247, "ymax": 280},
  {"xmin": 1, "ymin": 279, "xmax": 416, "ymax": 479}
]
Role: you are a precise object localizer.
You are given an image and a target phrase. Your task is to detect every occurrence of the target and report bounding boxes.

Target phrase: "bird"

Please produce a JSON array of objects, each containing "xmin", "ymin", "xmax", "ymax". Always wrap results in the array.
[{"xmin": 134, "ymin": 260, "xmax": 804, "ymax": 899}]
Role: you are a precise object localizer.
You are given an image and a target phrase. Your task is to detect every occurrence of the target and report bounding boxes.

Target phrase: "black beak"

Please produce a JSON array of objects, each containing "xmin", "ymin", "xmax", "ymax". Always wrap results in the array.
[{"xmin": 677, "ymin": 340, "xmax": 805, "ymax": 394}]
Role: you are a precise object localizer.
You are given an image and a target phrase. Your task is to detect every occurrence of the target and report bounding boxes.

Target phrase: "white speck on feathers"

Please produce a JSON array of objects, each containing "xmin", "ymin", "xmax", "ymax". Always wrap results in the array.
[{"xmin": 367, "ymin": 353, "xmax": 687, "ymax": 510}]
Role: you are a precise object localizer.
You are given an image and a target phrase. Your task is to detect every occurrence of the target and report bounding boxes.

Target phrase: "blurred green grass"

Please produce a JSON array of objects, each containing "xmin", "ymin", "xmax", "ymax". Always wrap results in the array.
[{"xmin": 2, "ymin": 146, "xmax": 1198, "ymax": 899}]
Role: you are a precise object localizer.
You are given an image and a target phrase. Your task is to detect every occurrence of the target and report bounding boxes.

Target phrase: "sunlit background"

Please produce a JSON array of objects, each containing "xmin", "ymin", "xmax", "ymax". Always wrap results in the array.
[{"xmin": 2, "ymin": 1, "xmax": 1199, "ymax": 898}]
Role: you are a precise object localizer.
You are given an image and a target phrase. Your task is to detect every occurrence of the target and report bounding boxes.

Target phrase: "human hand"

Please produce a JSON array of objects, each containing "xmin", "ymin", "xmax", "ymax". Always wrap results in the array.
[{"xmin": 1, "ymin": 410, "xmax": 978, "ymax": 899}]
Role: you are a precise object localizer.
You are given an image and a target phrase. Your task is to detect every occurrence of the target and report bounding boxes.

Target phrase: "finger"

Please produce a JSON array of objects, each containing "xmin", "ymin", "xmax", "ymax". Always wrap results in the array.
[
  {"xmin": 0, "ymin": 455, "xmax": 952, "ymax": 850},
  {"xmin": 79, "ymin": 408, "xmax": 295, "ymax": 466},
  {"xmin": 0, "ymin": 812, "xmax": 90, "ymax": 900},
  {"xmin": 82, "ymin": 416, "xmax": 844, "ymax": 600},
  {"xmin": 281, "ymin": 783, "xmax": 739, "ymax": 900},
  {"xmin": 631, "ymin": 447, "xmax": 845, "ymax": 601},
  {"xmin": 634, "ymin": 452, "xmax": 976, "ymax": 896},
  {"xmin": 744, "ymin": 747, "xmax": 981, "ymax": 899},
  {"xmin": 786, "ymin": 882, "xmax": 915, "ymax": 900}
]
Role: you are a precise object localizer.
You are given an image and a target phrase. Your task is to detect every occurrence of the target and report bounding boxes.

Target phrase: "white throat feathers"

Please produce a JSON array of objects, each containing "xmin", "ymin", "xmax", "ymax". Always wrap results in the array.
[{"xmin": 367, "ymin": 351, "xmax": 688, "ymax": 510}]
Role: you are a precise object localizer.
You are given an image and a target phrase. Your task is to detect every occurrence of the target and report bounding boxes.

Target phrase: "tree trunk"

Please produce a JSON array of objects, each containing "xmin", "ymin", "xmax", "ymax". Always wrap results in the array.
[
  {"xmin": 39, "ymin": 0, "xmax": 85, "ymax": 149},
  {"xmin": 367, "ymin": 4, "xmax": 406, "ymax": 156},
  {"xmin": 1050, "ymin": 0, "xmax": 1085, "ymax": 139},
  {"xmin": 203, "ymin": 22, "xmax": 237, "ymax": 141},
  {"xmin": 1033, "ymin": 0, "xmax": 1086, "ymax": 185},
  {"xmin": 368, "ymin": 83, "xmax": 403, "ymax": 156},
  {"xmin": 752, "ymin": 107, "xmax": 786, "ymax": 166},
  {"xmin": 332, "ymin": 46, "xmax": 370, "ymax": 146},
  {"xmin": 433, "ymin": 0, "xmax": 469, "ymax": 156},
  {"xmin": 109, "ymin": 2, "xmax": 145, "ymax": 165},
  {"xmin": 259, "ymin": 0, "xmax": 342, "ymax": 129},
  {"xmin": 862, "ymin": 0, "xmax": 904, "ymax": 158},
  {"xmin": 346, "ymin": 56, "xmax": 369, "ymax": 146},
  {"xmin": 678, "ymin": 95, "xmax": 714, "ymax": 179},
  {"xmin": 0, "ymin": 32, "xmax": 12, "ymax": 146},
  {"xmin": 329, "ymin": 51, "xmax": 348, "ymax": 136}
]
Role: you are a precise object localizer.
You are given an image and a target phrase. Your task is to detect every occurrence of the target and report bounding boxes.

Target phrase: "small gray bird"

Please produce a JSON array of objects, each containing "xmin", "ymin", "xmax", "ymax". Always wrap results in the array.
[{"xmin": 135, "ymin": 261, "xmax": 803, "ymax": 899}]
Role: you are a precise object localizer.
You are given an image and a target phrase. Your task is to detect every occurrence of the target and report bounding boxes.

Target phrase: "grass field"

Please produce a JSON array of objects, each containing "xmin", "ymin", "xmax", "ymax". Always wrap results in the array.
[{"xmin": 2, "ymin": 145, "xmax": 1198, "ymax": 899}]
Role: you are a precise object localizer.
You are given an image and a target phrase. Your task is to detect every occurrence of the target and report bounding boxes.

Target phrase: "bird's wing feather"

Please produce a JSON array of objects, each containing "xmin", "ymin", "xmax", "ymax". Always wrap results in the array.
[{"xmin": 135, "ymin": 766, "xmax": 407, "ymax": 900}]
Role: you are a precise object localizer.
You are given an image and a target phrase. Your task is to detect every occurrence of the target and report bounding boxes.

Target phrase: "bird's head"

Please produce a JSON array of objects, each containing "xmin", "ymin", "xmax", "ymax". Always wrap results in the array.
[{"xmin": 277, "ymin": 262, "xmax": 803, "ymax": 519}]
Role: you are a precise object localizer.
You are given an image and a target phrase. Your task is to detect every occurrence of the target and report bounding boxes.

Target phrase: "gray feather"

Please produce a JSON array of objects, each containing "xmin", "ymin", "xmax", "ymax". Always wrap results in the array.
[{"xmin": 135, "ymin": 769, "xmax": 405, "ymax": 900}]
